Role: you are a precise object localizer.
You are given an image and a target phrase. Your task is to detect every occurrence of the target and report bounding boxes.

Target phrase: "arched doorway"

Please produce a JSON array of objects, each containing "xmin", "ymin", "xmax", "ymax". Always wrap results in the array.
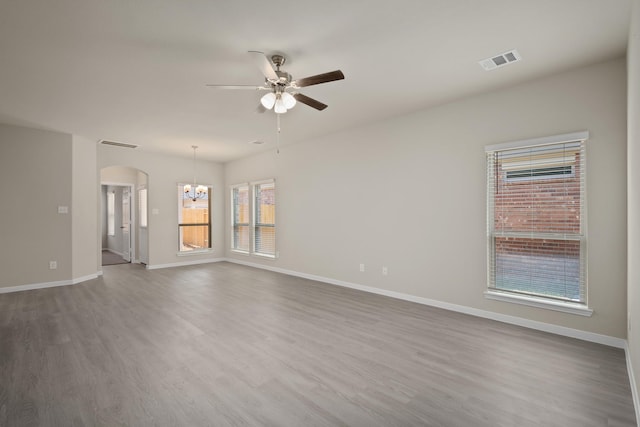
[{"xmin": 100, "ymin": 166, "xmax": 149, "ymax": 266}]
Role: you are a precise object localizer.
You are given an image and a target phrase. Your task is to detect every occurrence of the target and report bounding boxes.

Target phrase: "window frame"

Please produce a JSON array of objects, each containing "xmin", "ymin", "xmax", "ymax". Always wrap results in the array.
[
  {"xmin": 229, "ymin": 179, "xmax": 276, "ymax": 259},
  {"xmin": 484, "ymin": 131, "xmax": 592, "ymax": 316},
  {"xmin": 177, "ymin": 183, "xmax": 213, "ymax": 255},
  {"xmin": 252, "ymin": 179, "xmax": 276, "ymax": 258},
  {"xmin": 230, "ymin": 183, "xmax": 250, "ymax": 253}
]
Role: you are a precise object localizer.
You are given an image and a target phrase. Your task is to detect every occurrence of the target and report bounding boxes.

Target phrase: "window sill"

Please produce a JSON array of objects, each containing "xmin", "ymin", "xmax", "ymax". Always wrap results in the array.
[
  {"xmin": 253, "ymin": 252, "xmax": 277, "ymax": 260},
  {"xmin": 176, "ymin": 248, "xmax": 214, "ymax": 257},
  {"xmin": 484, "ymin": 290, "xmax": 593, "ymax": 317},
  {"xmin": 230, "ymin": 249, "xmax": 250, "ymax": 256}
]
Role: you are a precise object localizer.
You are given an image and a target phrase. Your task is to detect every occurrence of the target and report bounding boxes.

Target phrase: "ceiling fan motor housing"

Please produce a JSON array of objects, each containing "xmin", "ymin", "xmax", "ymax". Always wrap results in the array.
[{"xmin": 275, "ymin": 70, "xmax": 291, "ymax": 86}]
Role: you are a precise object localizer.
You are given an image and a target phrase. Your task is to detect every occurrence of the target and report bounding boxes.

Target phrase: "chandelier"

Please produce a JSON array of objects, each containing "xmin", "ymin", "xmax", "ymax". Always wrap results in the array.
[{"xmin": 185, "ymin": 145, "xmax": 207, "ymax": 202}]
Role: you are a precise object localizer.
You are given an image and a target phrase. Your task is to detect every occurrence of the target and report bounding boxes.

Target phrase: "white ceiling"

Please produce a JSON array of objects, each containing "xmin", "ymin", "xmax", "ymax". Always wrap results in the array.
[{"xmin": 0, "ymin": 0, "xmax": 631, "ymax": 162}]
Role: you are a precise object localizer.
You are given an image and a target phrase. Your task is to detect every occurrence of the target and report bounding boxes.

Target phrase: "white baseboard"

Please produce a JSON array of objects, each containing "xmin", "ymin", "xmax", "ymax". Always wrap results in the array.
[
  {"xmin": 224, "ymin": 258, "xmax": 626, "ymax": 349},
  {"xmin": 626, "ymin": 342, "xmax": 640, "ymax": 425},
  {"xmin": 146, "ymin": 258, "xmax": 225, "ymax": 270},
  {"xmin": 0, "ymin": 273, "xmax": 100, "ymax": 294}
]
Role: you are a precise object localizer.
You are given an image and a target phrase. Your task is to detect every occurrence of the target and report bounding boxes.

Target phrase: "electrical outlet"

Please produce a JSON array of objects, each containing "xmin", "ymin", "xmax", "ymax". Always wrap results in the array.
[
  {"xmin": 359, "ymin": 263, "xmax": 365, "ymax": 272},
  {"xmin": 382, "ymin": 266, "xmax": 388, "ymax": 276},
  {"xmin": 49, "ymin": 261, "xmax": 57, "ymax": 270}
]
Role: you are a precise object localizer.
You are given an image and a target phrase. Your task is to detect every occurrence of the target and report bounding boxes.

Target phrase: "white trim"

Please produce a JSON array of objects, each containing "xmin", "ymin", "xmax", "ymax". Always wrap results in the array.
[
  {"xmin": 176, "ymin": 248, "xmax": 215, "ymax": 256},
  {"xmin": 0, "ymin": 273, "xmax": 100, "ymax": 294},
  {"xmin": 146, "ymin": 257, "xmax": 224, "ymax": 270},
  {"xmin": 250, "ymin": 178, "xmax": 275, "ymax": 186},
  {"xmin": 626, "ymin": 342, "xmax": 640, "ymax": 425},
  {"xmin": 485, "ymin": 130, "xmax": 589, "ymax": 152},
  {"xmin": 484, "ymin": 290, "xmax": 593, "ymax": 316},
  {"xmin": 230, "ymin": 249, "xmax": 250, "ymax": 256},
  {"xmin": 224, "ymin": 258, "xmax": 624, "ymax": 349},
  {"xmin": 252, "ymin": 252, "xmax": 276, "ymax": 260}
]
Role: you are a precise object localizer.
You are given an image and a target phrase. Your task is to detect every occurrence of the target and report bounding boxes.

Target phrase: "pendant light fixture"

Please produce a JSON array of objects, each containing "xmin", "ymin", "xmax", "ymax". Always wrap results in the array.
[{"xmin": 184, "ymin": 145, "xmax": 207, "ymax": 202}]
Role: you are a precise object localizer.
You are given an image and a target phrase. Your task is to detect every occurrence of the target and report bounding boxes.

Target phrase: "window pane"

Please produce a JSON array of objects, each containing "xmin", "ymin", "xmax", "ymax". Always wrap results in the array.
[
  {"xmin": 233, "ymin": 225, "xmax": 250, "ymax": 251},
  {"xmin": 494, "ymin": 143, "xmax": 582, "ymax": 235},
  {"xmin": 232, "ymin": 185, "xmax": 250, "ymax": 251},
  {"xmin": 254, "ymin": 182, "xmax": 275, "ymax": 256},
  {"xmin": 255, "ymin": 226, "xmax": 275, "ymax": 255},
  {"xmin": 494, "ymin": 237, "xmax": 581, "ymax": 301},
  {"xmin": 179, "ymin": 225, "xmax": 210, "ymax": 251}
]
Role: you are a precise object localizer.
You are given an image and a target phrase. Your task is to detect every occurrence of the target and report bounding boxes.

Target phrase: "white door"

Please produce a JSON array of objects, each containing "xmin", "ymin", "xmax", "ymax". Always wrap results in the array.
[{"xmin": 122, "ymin": 188, "xmax": 131, "ymax": 262}]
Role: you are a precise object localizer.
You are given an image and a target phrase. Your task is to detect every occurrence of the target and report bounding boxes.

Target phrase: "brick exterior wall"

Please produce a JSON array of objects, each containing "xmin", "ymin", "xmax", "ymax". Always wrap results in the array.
[{"xmin": 494, "ymin": 153, "xmax": 582, "ymax": 257}]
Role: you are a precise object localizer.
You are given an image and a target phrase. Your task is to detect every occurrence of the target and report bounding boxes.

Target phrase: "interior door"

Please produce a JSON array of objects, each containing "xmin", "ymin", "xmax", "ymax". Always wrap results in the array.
[{"xmin": 122, "ymin": 188, "xmax": 131, "ymax": 262}]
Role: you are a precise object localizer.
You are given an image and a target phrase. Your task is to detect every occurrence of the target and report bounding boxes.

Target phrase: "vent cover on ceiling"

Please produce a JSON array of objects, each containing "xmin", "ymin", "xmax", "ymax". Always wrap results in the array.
[
  {"xmin": 99, "ymin": 139, "xmax": 138, "ymax": 149},
  {"xmin": 479, "ymin": 49, "xmax": 522, "ymax": 71}
]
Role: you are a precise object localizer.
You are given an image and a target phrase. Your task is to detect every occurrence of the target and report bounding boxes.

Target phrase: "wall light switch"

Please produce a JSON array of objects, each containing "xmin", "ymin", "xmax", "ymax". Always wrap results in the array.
[
  {"xmin": 382, "ymin": 266, "xmax": 388, "ymax": 276},
  {"xmin": 359, "ymin": 263, "xmax": 365, "ymax": 272},
  {"xmin": 49, "ymin": 261, "xmax": 57, "ymax": 270},
  {"xmin": 57, "ymin": 206, "xmax": 69, "ymax": 214}
]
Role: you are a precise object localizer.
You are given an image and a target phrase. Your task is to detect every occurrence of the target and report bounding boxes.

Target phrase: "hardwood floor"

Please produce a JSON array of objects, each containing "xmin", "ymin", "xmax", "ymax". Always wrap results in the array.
[{"xmin": 0, "ymin": 262, "xmax": 636, "ymax": 426}]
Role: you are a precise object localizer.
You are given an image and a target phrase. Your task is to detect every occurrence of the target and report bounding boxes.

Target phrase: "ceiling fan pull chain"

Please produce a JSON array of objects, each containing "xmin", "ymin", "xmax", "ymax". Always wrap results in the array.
[{"xmin": 276, "ymin": 113, "xmax": 281, "ymax": 154}]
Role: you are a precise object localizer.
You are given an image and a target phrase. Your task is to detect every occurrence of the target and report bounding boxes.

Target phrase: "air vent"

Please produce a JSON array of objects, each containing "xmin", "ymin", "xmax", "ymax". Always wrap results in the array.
[
  {"xmin": 479, "ymin": 49, "xmax": 522, "ymax": 71},
  {"xmin": 249, "ymin": 140, "xmax": 265, "ymax": 145},
  {"xmin": 99, "ymin": 139, "xmax": 138, "ymax": 149}
]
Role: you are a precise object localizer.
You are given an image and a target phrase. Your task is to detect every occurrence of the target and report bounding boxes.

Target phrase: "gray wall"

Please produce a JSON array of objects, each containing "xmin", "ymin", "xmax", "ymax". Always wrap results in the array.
[
  {"xmin": 0, "ymin": 124, "xmax": 99, "ymax": 288},
  {"xmin": 225, "ymin": 58, "xmax": 627, "ymax": 339},
  {"xmin": 72, "ymin": 134, "xmax": 98, "ymax": 280},
  {"xmin": 628, "ymin": 0, "xmax": 640, "ymax": 412},
  {"xmin": 98, "ymin": 147, "xmax": 225, "ymax": 267}
]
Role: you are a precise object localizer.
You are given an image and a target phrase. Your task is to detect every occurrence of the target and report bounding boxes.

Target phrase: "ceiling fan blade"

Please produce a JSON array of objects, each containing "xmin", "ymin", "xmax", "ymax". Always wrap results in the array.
[
  {"xmin": 206, "ymin": 84, "xmax": 268, "ymax": 90},
  {"xmin": 248, "ymin": 51, "xmax": 278, "ymax": 81},
  {"xmin": 293, "ymin": 93, "xmax": 328, "ymax": 111},
  {"xmin": 293, "ymin": 70, "xmax": 344, "ymax": 88}
]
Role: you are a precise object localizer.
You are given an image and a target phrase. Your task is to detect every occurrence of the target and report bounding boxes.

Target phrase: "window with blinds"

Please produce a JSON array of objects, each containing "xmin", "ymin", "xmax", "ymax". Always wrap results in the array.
[
  {"xmin": 253, "ymin": 181, "xmax": 276, "ymax": 257},
  {"xmin": 230, "ymin": 179, "xmax": 276, "ymax": 258},
  {"xmin": 486, "ymin": 134, "xmax": 587, "ymax": 304},
  {"xmin": 231, "ymin": 184, "xmax": 250, "ymax": 252}
]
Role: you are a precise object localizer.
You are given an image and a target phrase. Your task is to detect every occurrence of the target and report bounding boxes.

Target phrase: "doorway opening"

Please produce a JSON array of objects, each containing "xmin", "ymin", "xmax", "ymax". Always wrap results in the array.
[{"xmin": 100, "ymin": 166, "xmax": 149, "ymax": 267}]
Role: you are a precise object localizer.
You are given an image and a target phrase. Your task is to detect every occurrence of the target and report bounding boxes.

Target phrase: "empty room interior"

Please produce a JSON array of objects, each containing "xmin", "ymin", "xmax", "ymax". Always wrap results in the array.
[{"xmin": 2, "ymin": 0, "xmax": 640, "ymax": 425}]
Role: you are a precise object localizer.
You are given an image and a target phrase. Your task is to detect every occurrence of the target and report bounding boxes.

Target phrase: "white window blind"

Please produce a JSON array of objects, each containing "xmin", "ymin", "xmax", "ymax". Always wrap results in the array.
[
  {"xmin": 486, "ymin": 136, "xmax": 587, "ymax": 303},
  {"xmin": 231, "ymin": 184, "xmax": 250, "ymax": 252},
  {"xmin": 253, "ymin": 181, "xmax": 276, "ymax": 257}
]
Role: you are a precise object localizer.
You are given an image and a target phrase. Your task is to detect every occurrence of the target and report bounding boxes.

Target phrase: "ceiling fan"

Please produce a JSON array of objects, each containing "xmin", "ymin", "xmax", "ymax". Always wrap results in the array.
[{"xmin": 207, "ymin": 51, "xmax": 344, "ymax": 113}]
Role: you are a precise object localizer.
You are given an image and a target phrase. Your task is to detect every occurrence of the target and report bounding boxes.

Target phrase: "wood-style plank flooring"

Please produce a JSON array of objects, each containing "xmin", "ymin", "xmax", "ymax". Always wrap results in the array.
[{"xmin": 0, "ymin": 262, "xmax": 636, "ymax": 426}]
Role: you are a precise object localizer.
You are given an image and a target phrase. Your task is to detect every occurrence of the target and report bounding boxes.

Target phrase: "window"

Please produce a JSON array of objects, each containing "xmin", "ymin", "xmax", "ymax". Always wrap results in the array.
[
  {"xmin": 231, "ymin": 184, "xmax": 250, "ymax": 252},
  {"xmin": 177, "ymin": 184, "xmax": 211, "ymax": 252},
  {"xmin": 107, "ymin": 191, "xmax": 115, "ymax": 236},
  {"xmin": 230, "ymin": 179, "xmax": 276, "ymax": 258},
  {"xmin": 254, "ymin": 181, "xmax": 276, "ymax": 257},
  {"xmin": 139, "ymin": 188, "xmax": 148, "ymax": 228},
  {"xmin": 486, "ymin": 132, "xmax": 588, "ymax": 308}
]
